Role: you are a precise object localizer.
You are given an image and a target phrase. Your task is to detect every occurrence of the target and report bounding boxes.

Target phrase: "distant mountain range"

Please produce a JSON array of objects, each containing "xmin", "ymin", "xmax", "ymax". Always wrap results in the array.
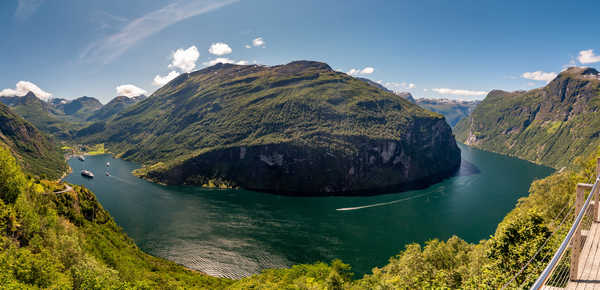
[
  {"xmin": 0, "ymin": 92, "xmax": 147, "ymax": 139},
  {"xmin": 356, "ymin": 77, "xmax": 416, "ymax": 103},
  {"xmin": 77, "ymin": 61, "xmax": 461, "ymax": 194},
  {"xmin": 455, "ymin": 67, "xmax": 600, "ymax": 168},
  {"xmin": 416, "ymin": 98, "xmax": 480, "ymax": 127}
]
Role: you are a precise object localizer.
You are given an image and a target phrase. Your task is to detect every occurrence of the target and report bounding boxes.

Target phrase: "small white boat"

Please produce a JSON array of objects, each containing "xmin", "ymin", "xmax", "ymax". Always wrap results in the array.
[
  {"xmin": 106, "ymin": 162, "xmax": 110, "ymax": 167},
  {"xmin": 81, "ymin": 170, "xmax": 94, "ymax": 178},
  {"xmin": 78, "ymin": 155, "xmax": 85, "ymax": 161}
]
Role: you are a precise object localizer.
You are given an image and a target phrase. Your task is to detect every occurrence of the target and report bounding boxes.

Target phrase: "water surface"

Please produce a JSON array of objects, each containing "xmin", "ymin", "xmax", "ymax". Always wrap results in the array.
[{"xmin": 65, "ymin": 144, "xmax": 553, "ymax": 278}]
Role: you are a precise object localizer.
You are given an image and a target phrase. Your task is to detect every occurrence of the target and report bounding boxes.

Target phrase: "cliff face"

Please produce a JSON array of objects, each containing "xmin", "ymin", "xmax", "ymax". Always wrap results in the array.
[
  {"xmin": 454, "ymin": 67, "xmax": 600, "ymax": 168},
  {"xmin": 143, "ymin": 117, "xmax": 459, "ymax": 194},
  {"xmin": 83, "ymin": 60, "xmax": 460, "ymax": 195}
]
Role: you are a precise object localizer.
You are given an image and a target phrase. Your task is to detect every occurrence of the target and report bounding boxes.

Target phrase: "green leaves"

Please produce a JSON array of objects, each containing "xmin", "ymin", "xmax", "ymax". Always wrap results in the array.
[{"xmin": 0, "ymin": 146, "xmax": 26, "ymax": 204}]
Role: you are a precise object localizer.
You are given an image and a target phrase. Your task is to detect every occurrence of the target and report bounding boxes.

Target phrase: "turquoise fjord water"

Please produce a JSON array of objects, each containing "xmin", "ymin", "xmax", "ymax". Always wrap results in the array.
[{"xmin": 64, "ymin": 144, "xmax": 553, "ymax": 279}]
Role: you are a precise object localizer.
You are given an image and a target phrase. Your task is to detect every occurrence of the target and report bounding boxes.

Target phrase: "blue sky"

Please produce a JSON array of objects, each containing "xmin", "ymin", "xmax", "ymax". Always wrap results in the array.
[{"xmin": 1, "ymin": 0, "xmax": 600, "ymax": 103}]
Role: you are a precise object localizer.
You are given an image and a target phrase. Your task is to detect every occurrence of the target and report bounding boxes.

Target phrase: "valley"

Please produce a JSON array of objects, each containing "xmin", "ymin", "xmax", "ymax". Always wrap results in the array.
[{"xmin": 1, "ymin": 1, "xmax": 599, "ymax": 287}]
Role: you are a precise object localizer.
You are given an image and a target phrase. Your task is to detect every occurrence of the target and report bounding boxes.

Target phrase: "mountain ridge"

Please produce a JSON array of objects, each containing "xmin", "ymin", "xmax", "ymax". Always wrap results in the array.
[
  {"xmin": 454, "ymin": 66, "xmax": 600, "ymax": 168},
  {"xmin": 79, "ymin": 60, "xmax": 461, "ymax": 194}
]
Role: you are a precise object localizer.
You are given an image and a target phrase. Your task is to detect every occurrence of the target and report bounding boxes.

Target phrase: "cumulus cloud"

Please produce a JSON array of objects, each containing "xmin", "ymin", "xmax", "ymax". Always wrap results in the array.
[
  {"xmin": 577, "ymin": 49, "xmax": 600, "ymax": 64},
  {"xmin": 116, "ymin": 84, "xmax": 147, "ymax": 97},
  {"xmin": 347, "ymin": 68, "xmax": 360, "ymax": 75},
  {"xmin": 208, "ymin": 42, "xmax": 232, "ymax": 55},
  {"xmin": 153, "ymin": 70, "xmax": 180, "ymax": 86},
  {"xmin": 431, "ymin": 88, "xmax": 488, "ymax": 97},
  {"xmin": 521, "ymin": 70, "xmax": 557, "ymax": 82},
  {"xmin": 203, "ymin": 57, "xmax": 248, "ymax": 66},
  {"xmin": 385, "ymin": 82, "xmax": 416, "ymax": 91},
  {"xmin": 347, "ymin": 66, "xmax": 375, "ymax": 75},
  {"xmin": 168, "ymin": 46, "xmax": 200, "ymax": 72},
  {"xmin": 81, "ymin": 0, "xmax": 238, "ymax": 64},
  {"xmin": 252, "ymin": 37, "xmax": 265, "ymax": 47},
  {"xmin": 360, "ymin": 67, "xmax": 374, "ymax": 74},
  {"xmin": 0, "ymin": 81, "xmax": 52, "ymax": 100}
]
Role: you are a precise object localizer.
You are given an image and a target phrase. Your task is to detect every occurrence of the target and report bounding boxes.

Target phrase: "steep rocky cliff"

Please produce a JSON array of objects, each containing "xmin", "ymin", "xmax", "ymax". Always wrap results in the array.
[
  {"xmin": 81, "ymin": 61, "xmax": 461, "ymax": 194},
  {"xmin": 454, "ymin": 67, "xmax": 600, "ymax": 167}
]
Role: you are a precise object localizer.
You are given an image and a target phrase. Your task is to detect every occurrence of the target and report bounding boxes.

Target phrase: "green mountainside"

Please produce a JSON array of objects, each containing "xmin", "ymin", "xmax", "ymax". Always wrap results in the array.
[
  {"xmin": 0, "ymin": 146, "xmax": 230, "ymax": 289},
  {"xmin": 87, "ymin": 95, "xmax": 146, "ymax": 121},
  {"xmin": 0, "ymin": 92, "xmax": 76, "ymax": 139},
  {"xmin": 416, "ymin": 98, "xmax": 479, "ymax": 127},
  {"xmin": 51, "ymin": 96, "xmax": 103, "ymax": 121},
  {"xmin": 0, "ymin": 102, "xmax": 67, "ymax": 179},
  {"xmin": 454, "ymin": 67, "xmax": 600, "ymax": 168},
  {"xmin": 79, "ymin": 61, "xmax": 460, "ymax": 194},
  {"xmin": 2, "ymin": 121, "xmax": 592, "ymax": 290}
]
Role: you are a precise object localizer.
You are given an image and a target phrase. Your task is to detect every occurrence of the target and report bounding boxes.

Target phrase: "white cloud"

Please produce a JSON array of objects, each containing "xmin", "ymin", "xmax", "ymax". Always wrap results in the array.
[
  {"xmin": 80, "ymin": 0, "xmax": 238, "ymax": 64},
  {"xmin": 169, "ymin": 46, "xmax": 200, "ymax": 72},
  {"xmin": 347, "ymin": 68, "xmax": 360, "ymax": 75},
  {"xmin": 153, "ymin": 70, "xmax": 180, "ymax": 86},
  {"xmin": 252, "ymin": 37, "xmax": 265, "ymax": 47},
  {"xmin": 15, "ymin": 0, "xmax": 46, "ymax": 20},
  {"xmin": 245, "ymin": 44, "xmax": 251, "ymax": 48},
  {"xmin": 0, "ymin": 81, "xmax": 52, "ymax": 100},
  {"xmin": 521, "ymin": 70, "xmax": 557, "ymax": 82},
  {"xmin": 208, "ymin": 42, "xmax": 232, "ymax": 55},
  {"xmin": 385, "ymin": 82, "xmax": 415, "ymax": 91},
  {"xmin": 347, "ymin": 66, "xmax": 375, "ymax": 76},
  {"xmin": 577, "ymin": 49, "xmax": 600, "ymax": 64},
  {"xmin": 203, "ymin": 57, "xmax": 248, "ymax": 66},
  {"xmin": 360, "ymin": 67, "xmax": 374, "ymax": 74},
  {"xmin": 116, "ymin": 84, "xmax": 147, "ymax": 97},
  {"xmin": 431, "ymin": 88, "xmax": 488, "ymax": 97}
]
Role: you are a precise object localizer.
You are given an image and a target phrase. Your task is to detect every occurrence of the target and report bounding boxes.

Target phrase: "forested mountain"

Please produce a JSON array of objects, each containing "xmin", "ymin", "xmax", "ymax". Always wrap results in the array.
[
  {"xmin": 87, "ymin": 95, "xmax": 146, "ymax": 121},
  {"xmin": 0, "ymin": 102, "xmax": 67, "ymax": 178},
  {"xmin": 454, "ymin": 67, "xmax": 600, "ymax": 168},
  {"xmin": 52, "ymin": 96, "xmax": 103, "ymax": 121},
  {"xmin": 78, "ymin": 61, "xmax": 461, "ymax": 194},
  {"xmin": 0, "ymin": 92, "xmax": 75, "ymax": 139}
]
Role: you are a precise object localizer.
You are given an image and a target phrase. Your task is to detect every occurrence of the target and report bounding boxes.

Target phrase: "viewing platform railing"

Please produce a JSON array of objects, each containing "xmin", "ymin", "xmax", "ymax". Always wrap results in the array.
[{"xmin": 529, "ymin": 158, "xmax": 600, "ymax": 289}]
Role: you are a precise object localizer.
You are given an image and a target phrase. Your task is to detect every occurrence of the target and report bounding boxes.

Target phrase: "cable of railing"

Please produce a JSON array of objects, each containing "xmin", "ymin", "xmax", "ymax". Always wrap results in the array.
[
  {"xmin": 501, "ymin": 203, "xmax": 575, "ymax": 289},
  {"xmin": 531, "ymin": 177, "xmax": 600, "ymax": 289}
]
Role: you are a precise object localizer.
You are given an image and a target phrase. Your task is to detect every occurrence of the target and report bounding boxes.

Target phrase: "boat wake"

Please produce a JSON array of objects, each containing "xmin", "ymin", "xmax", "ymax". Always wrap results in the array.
[{"xmin": 336, "ymin": 193, "xmax": 431, "ymax": 211}]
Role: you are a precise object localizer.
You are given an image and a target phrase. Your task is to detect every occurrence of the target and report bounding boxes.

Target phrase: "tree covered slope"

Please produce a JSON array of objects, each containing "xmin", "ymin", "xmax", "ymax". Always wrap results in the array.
[
  {"xmin": 455, "ymin": 67, "xmax": 600, "ymax": 168},
  {"xmin": 0, "ymin": 92, "xmax": 76, "ymax": 140},
  {"xmin": 0, "ymin": 102, "xmax": 67, "ymax": 179},
  {"xmin": 79, "ymin": 61, "xmax": 461, "ymax": 194}
]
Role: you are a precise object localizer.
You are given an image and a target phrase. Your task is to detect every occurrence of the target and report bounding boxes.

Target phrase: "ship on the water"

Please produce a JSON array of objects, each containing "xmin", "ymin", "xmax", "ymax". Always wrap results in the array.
[{"xmin": 81, "ymin": 170, "xmax": 94, "ymax": 178}]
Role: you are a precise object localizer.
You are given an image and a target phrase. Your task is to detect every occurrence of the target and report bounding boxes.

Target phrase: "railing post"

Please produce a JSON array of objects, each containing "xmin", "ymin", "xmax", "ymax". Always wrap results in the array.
[
  {"xmin": 571, "ymin": 184, "xmax": 586, "ymax": 281},
  {"xmin": 596, "ymin": 158, "xmax": 600, "ymax": 222}
]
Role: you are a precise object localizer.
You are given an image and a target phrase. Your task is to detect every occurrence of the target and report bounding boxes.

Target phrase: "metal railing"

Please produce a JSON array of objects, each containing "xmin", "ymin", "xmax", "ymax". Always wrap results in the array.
[{"xmin": 529, "ymin": 158, "xmax": 600, "ymax": 289}]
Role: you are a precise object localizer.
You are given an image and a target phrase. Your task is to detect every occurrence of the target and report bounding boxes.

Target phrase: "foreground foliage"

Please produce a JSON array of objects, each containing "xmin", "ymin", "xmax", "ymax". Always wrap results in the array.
[{"xmin": 0, "ymin": 146, "xmax": 231, "ymax": 289}]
